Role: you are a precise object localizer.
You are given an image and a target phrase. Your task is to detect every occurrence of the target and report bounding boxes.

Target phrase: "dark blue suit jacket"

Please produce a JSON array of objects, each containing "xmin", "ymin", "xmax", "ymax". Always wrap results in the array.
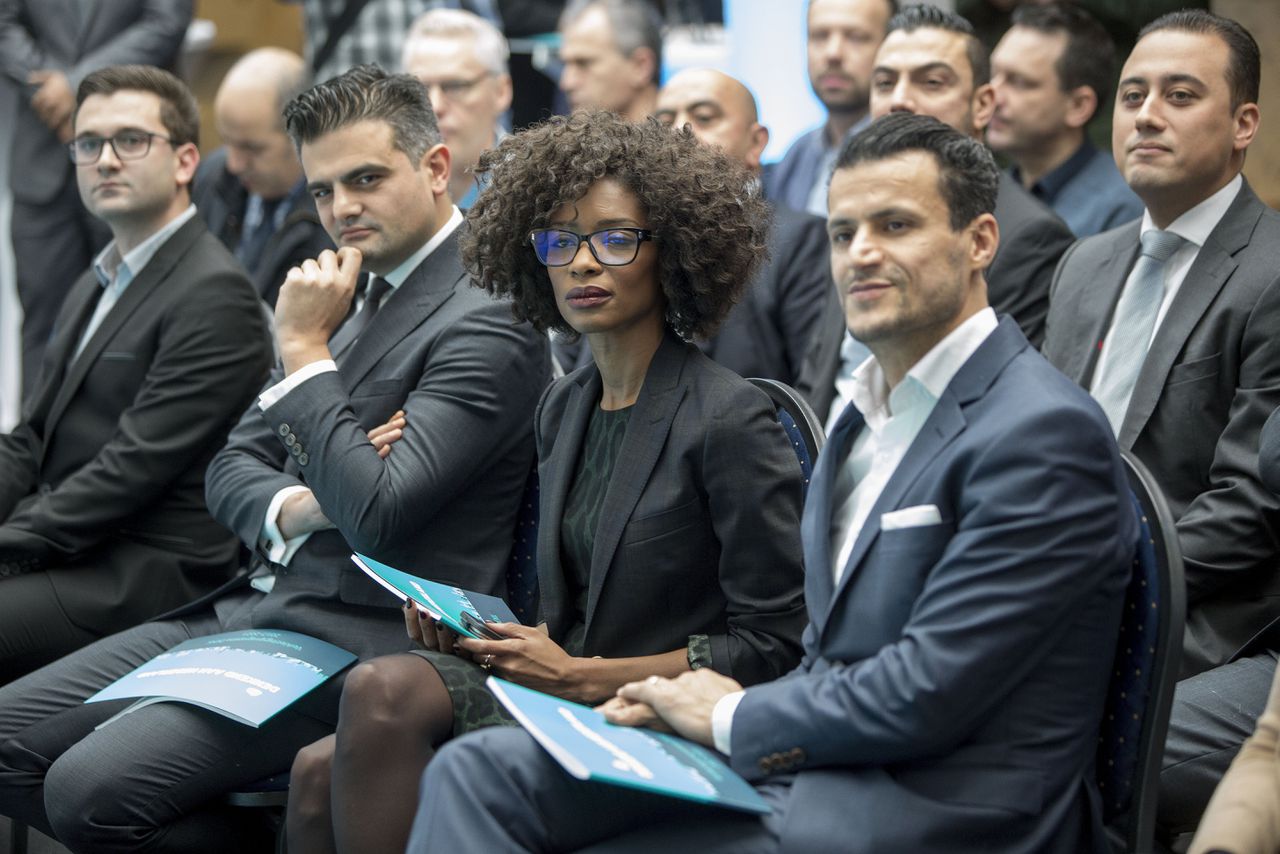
[{"xmin": 731, "ymin": 317, "xmax": 1137, "ymax": 853}]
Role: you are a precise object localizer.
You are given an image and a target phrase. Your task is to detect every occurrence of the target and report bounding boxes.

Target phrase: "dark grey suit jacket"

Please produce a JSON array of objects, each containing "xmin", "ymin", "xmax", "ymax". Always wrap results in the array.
[
  {"xmin": 0, "ymin": 0, "xmax": 192, "ymax": 205},
  {"xmin": 1043, "ymin": 179, "xmax": 1280, "ymax": 676},
  {"xmin": 697, "ymin": 203, "xmax": 830, "ymax": 385},
  {"xmin": 796, "ymin": 172, "xmax": 1074, "ymax": 417},
  {"xmin": 0, "ymin": 215, "xmax": 272, "ymax": 634},
  {"xmin": 204, "ymin": 227, "xmax": 551, "ymax": 661},
  {"xmin": 536, "ymin": 332, "xmax": 807, "ymax": 686}
]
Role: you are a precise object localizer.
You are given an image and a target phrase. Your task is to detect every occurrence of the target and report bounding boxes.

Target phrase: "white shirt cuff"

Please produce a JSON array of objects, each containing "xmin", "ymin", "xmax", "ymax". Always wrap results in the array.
[
  {"xmin": 711, "ymin": 689, "xmax": 745, "ymax": 756},
  {"xmin": 257, "ymin": 359, "xmax": 337, "ymax": 411},
  {"xmin": 260, "ymin": 485, "xmax": 314, "ymax": 566}
]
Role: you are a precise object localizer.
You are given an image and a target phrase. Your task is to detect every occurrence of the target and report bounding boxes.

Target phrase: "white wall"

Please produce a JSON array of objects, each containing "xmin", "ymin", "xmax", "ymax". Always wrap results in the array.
[{"xmin": 0, "ymin": 82, "xmax": 19, "ymax": 432}]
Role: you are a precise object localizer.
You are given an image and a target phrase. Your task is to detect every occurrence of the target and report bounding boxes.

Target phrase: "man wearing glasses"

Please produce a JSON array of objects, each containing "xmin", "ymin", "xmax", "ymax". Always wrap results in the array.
[
  {"xmin": 0, "ymin": 65, "xmax": 272, "ymax": 682},
  {"xmin": 403, "ymin": 8, "xmax": 512, "ymax": 209}
]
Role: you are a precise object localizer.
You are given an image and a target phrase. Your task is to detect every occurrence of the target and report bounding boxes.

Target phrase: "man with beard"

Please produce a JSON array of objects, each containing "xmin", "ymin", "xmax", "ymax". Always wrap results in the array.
[{"xmin": 764, "ymin": 0, "xmax": 895, "ymax": 217}]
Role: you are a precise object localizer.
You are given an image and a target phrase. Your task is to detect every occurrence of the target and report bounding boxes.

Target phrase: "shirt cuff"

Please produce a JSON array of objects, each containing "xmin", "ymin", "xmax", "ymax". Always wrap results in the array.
[
  {"xmin": 260, "ymin": 485, "xmax": 314, "ymax": 566},
  {"xmin": 711, "ymin": 689, "xmax": 745, "ymax": 756},
  {"xmin": 257, "ymin": 359, "xmax": 337, "ymax": 411}
]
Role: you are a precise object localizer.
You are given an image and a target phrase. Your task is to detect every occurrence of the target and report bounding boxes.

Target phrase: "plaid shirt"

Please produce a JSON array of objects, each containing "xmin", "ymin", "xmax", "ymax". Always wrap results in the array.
[{"xmin": 302, "ymin": 0, "xmax": 501, "ymax": 81}]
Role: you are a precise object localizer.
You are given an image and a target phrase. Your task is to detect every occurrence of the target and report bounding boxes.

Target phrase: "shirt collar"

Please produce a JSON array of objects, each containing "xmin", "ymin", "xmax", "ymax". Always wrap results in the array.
[
  {"xmin": 850, "ymin": 307, "xmax": 999, "ymax": 425},
  {"xmin": 1017, "ymin": 140, "xmax": 1096, "ymax": 204},
  {"xmin": 379, "ymin": 205, "xmax": 463, "ymax": 289},
  {"xmin": 93, "ymin": 205, "xmax": 198, "ymax": 288},
  {"xmin": 1139, "ymin": 173, "xmax": 1242, "ymax": 249}
]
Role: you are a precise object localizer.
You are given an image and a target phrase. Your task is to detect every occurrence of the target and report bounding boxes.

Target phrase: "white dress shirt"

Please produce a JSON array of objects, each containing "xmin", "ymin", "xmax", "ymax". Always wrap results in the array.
[
  {"xmin": 256, "ymin": 207, "xmax": 464, "ymax": 568},
  {"xmin": 1091, "ymin": 174, "xmax": 1241, "ymax": 396},
  {"xmin": 711, "ymin": 307, "xmax": 1000, "ymax": 755},
  {"xmin": 74, "ymin": 205, "xmax": 198, "ymax": 360}
]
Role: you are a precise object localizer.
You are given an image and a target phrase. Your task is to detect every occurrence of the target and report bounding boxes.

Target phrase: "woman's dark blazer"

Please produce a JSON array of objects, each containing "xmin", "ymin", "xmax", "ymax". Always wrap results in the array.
[{"xmin": 534, "ymin": 331, "xmax": 808, "ymax": 687}]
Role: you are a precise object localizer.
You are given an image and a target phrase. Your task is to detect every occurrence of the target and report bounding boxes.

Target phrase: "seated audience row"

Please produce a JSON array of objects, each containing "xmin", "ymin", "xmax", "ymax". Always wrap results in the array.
[{"xmin": 0, "ymin": 1, "xmax": 1277, "ymax": 849}]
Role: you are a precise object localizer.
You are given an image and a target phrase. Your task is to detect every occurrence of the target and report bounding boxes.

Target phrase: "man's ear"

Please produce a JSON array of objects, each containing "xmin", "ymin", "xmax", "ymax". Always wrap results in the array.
[
  {"xmin": 971, "ymin": 83, "xmax": 996, "ymax": 134},
  {"xmin": 1063, "ymin": 85, "xmax": 1098, "ymax": 130},
  {"xmin": 495, "ymin": 72, "xmax": 514, "ymax": 113},
  {"xmin": 627, "ymin": 46, "xmax": 658, "ymax": 90},
  {"xmin": 174, "ymin": 142, "xmax": 200, "ymax": 189},
  {"xmin": 1232, "ymin": 101, "xmax": 1260, "ymax": 154},
  {"xmin": 968, "ymin": 211, "xmax": 999, "ymax": 271},
  {"xmin": 745, "ymin": 123, "xmax": 770, "ymax": 172},
  {"xmin": 422, "ymin": 142, "xmax": 451, "ymax": 197}
]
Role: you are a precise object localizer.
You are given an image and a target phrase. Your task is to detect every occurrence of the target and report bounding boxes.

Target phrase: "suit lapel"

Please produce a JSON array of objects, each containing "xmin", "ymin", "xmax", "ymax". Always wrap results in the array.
[
  {"xmin": 338, "ymin": 230, "xmax": 463, "ymax": 389},
  {"xmin": 43, "ymin": 217, "xmax": 204, "ymax": 437},
  {"xmin": 800, "ymin": 403, "xmax": 863, "ymax": 637},
  {"xmin": 1064, "ymin": 225, "xmax": 1140, "ymax": 387},
  {"xmin": 582, "ymin": 334, "xmax": 688, "ymax": 637},
  {"xmin": 537, "ymin": 373, "xmax": 597, "ymax": 632},
  {"xmin": 1120, "ymin": 184, "xmax": 1260, "ymax": 447}
]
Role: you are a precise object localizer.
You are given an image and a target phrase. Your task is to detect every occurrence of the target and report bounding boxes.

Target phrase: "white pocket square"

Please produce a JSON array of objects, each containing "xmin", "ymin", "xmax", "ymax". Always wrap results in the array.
[{"xmin": 880, "ymin": 504, "xmax": 943, "ymax": 531}]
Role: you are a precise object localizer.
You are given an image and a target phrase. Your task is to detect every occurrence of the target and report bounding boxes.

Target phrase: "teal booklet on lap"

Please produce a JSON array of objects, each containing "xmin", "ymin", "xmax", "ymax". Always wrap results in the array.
[
  {"xmin": 85, "ymin": 629, "xmax": 355, "ymax": 728},
  {"xmin": 488, "ymin": 677, "xmax": 770, "ymax": 815},
  {"xmin": 351, "ymin": 552, "xmax": 519, "ymax": 639}
]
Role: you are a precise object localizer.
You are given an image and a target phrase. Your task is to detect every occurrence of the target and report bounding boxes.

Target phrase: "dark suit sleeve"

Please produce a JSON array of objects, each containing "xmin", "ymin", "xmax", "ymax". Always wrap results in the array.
[
  {"xmin": 0, "ymin": 0, "xmax": 51, "ymax": 85},
  {"xmin": 0, "ymin": 423, "xmax": 40, "ymax": 520},
  {"xmin": 701, "ymin": 384, "xmax": 808, "ymax": 685},
  {"xmin": 0, "ymin": 266, "xmax": 272, "ymax": 564},
  {"xmin": 1178, "ymin": 276, "xmax": 1280, "ymax": 603},
  {"xmin": 65, "ymin": 1, "xmax": 193, "ymax": 87},
  {"xmin": 1039, "ymin": 237, "xmax": 1085, "ymax": 360},
  {"xmin": 992, "ymin": 213, "xmax": 1076, "ymax": 349},
  {"xmin": 728, "ymin": 401, "xmax": 1132, "ymax": 778},
  {"xmin": 258, "ymin": 297, "xmax": 547, "ymax": 558},
  {"xmin": 776, "ymin": 213, "xmax": 834, "ymax": 384}
]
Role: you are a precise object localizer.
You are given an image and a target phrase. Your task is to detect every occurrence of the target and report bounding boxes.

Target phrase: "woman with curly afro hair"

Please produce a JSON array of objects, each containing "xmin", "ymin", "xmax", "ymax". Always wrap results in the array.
[{"xmin": 285, "ymin": 110, "xmax": 807, "ymax": 854}]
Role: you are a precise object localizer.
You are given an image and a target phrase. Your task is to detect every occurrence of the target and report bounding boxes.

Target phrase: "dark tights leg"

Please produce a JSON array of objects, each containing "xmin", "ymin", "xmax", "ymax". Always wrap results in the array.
[{"xmin": 287, "ymin": 654, "xmax": 453, "ymax": 854}]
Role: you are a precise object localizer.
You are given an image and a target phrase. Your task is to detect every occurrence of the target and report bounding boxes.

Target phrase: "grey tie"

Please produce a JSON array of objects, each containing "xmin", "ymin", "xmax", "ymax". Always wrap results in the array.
[{"xmin": 1093, "ymin": 229, "xmax": 1186, "ymax": 434}]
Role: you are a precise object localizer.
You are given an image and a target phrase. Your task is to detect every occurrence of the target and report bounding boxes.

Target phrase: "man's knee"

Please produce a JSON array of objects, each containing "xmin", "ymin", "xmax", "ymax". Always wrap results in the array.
[{"xmin": 45, "ymin": 749, "xmax": 149, "ymax": 854}]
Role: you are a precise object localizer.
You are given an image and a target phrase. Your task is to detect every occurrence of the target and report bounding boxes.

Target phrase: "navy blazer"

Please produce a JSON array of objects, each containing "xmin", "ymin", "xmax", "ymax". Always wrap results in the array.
[
  {"xmin": 732, "ymin": 318, "xmax": 1136, "ymax": 853},
  {"xmin": 535, "ymin": 332, "xmax": 807, "ymax": 687}
]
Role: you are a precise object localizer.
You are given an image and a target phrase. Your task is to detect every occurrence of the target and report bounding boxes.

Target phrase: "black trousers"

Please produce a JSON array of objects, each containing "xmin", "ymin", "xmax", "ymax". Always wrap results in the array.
[
  {"xmin": 0, "ymin": 590, "xmax": 340, "ymax": 854},
  {"xmin": 0, "ymin": 571, "xmax": 98, "ymax": 686}
]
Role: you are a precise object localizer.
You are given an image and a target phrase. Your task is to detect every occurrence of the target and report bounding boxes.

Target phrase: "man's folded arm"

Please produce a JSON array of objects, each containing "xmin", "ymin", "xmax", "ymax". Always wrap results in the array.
[
  {"xmin": 727, "ymin": 404, "xmax": 1132, "ymax": 779},
  {"xmin": 0, "ymin": 274, "xmax": 271, "ymax": 563},
  {"xmin": 260, "ymin": 297, "xmax": 549, "ymax": 555},
  {"xmin": 0, "ymin": 423, "xmax": 41, "ymax": 521}
]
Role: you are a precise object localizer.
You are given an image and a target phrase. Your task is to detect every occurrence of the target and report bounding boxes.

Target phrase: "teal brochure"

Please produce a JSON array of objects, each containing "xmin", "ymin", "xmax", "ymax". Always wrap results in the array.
[
  {"xmin": 85, "ymin": 629, "xmax": 355, "ymax": 728},
  {"xmin": 351, "ymin": 553, "xmax": 519, "ymax": 638},
  {"xmin": 488, "ymin": 677, "xmax": 770, "ymax": 815}
]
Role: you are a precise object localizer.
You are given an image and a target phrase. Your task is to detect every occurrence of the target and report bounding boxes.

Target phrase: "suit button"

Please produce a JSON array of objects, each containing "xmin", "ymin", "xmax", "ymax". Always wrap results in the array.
[
  {"xmin": 38, "ymin": 483, "xmax": 53, "ymax": 496},
  {"xmin": 278, "ymin": 423, "xmax": 290, "ymax": 436},
  {"xmin": 290, "ymin": 444, "xmax": 302, "ymax": 457},
  {"xmin": 297, "ymin": 453, "xmax": 309, "ymax": 466},
  {"xmin": 285, "ymin": 433, "xmax": 297, "ymax": 447}
]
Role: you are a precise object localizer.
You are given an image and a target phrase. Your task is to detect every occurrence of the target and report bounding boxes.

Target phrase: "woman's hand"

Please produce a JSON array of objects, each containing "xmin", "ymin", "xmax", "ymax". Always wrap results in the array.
[
  {"xmin": 457, "ymin": 623, "xmax": 583, "ymax": 697},
  {"xmin": 402, "ymin": 600, "xmax": 472, "ymax": 660}
]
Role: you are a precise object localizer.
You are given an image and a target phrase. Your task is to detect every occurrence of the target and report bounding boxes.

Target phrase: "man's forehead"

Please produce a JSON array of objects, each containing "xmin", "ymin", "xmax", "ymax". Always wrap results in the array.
[
  {"xmin": 77, "ymin": 89, "xmax": 164, "ymax": 131},
  {"xmin": 562, "ymin": 6, "xmax": 620, "ymax": 56},
  {"xmin": 877, "ymin": 29, "xmax": 973, "ymax": 80},
  {"xmin": 830, "ymin": 152, "xmax": 942, "ymax": 208},
  {"xmin": 405, "ymin": 35, "xmax": 488, "ymax": 73},
  {"xmin": 300, "ymin": 120, "xmax": 400, "ymax": 175},
  {"xmin": 1122, "ymin": 28, "xmax": 1228, "ymax": 84},
  {"xmin": 994, "ymin": 26, "xmax": 1066, "ymax": 70},
  {"xmin": 809, "ymin": 0, "xmax": 887, "ymax": 30}
]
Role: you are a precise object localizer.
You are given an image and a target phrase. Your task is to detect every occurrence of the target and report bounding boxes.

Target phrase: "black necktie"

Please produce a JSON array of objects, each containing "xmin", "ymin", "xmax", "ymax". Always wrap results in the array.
[
  {"xmin": 235, "ymin": 197, "xmax": 283, "ymax": 274},
  {"xmin": 328, "ymin": 276, "xmax": 391, "ymax": 357}
]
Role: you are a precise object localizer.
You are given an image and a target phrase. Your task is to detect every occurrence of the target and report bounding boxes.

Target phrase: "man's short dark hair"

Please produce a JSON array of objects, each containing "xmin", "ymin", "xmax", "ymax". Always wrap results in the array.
[
  {"xmin": 560, "ymin": 0, "xmax": 664, "ymax": 85},
  {"xmin": 76, "ymin": 65, "xmax": 199, "ymax": 147},
  {"xmin": 1011, "ymin": 3, "xmax": 1114, "ymax": 122},
  {"xmin": 1138, "ymin": 9, "xmax": 1259, "ymax": 110},
  {"xmin": 838, "ymin": 112, "xmax": 998, "ymax": 230},
  {"xmin": 887, "ymin": 4, "xmax": 989, "ymax": 87},
  {"xmin": 283, "ymin": 64, "xmax": 442, "ymax": 162}
]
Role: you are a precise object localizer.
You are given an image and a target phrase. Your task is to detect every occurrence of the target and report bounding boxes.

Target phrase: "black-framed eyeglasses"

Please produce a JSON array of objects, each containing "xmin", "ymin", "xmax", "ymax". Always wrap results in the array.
[
  {"xmin": 529, "ymin": 228, "xmax": 655, "ymax": 267},
  {"xmin": 422, "ymin": 73, "xmax": 493, "ymax": 99},
  {"xmin": 68, "ymin": 130, "xmax": 173, "ymax": 165}
]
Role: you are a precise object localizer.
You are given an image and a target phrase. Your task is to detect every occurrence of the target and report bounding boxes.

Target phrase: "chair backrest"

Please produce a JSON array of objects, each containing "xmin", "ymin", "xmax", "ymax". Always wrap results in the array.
[
  {"xmin": 1096, "ymin": 450, "xmax": 1186, "ymax": 853},
  {"xmin": 747, "ymin": 378, "xmax": 826, "ymax": 495},
  {"xmin": 504, "ymin": 467, "xmax": 541, "ymax": 623}
]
